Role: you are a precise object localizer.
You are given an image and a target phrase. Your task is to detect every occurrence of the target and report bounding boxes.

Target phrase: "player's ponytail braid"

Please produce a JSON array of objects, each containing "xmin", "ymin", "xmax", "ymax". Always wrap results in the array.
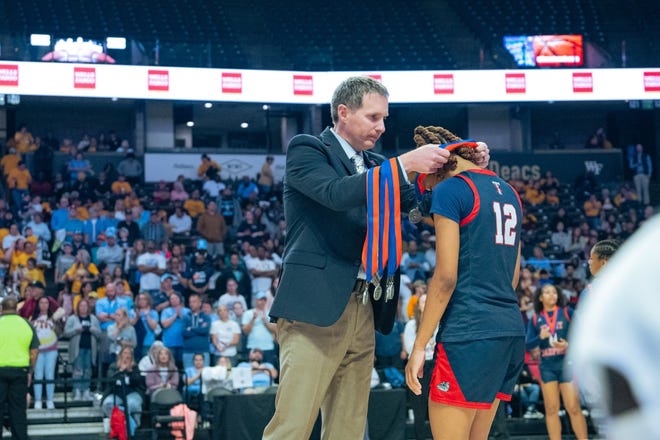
[
  {"xmin": 592, "ymin": 239, "xmax": 620, "ymax": 261},
  {"xmin": 413, "ymin": 125, "xmax": 480, "ymax": 178}
]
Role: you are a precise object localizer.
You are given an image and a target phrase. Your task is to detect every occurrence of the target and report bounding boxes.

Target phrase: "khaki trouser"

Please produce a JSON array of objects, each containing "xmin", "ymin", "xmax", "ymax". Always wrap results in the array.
[{"xmin": 263, "ymin": 293, "xmax": 374, "ymax": 440}]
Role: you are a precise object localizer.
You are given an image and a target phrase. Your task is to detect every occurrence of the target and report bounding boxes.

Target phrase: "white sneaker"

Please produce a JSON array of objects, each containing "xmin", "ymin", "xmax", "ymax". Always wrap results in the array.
[
  {"xmin": 46, "ymin": 401, "xmax": 55, "ymax": 409},
  {"xmin": 34, "ymin": 401, "xmax": 42, "ymax": 410},
  {"xmin": 83, "ymin": 390, "xmax": 93, "ymax": 401},
  {"xmin": 73, "ymin": 390, "xmax": 82, "ymax": 401}
]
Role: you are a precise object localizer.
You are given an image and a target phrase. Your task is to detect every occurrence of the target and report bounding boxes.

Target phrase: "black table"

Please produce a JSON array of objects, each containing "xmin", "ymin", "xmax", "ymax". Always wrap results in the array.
[{"xmin": 212, "ymin": 387, "xmax": 407, "ymax": 440}]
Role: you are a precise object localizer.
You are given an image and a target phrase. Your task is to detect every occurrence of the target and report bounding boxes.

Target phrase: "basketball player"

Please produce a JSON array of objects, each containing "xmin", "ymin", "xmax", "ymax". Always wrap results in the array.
[
  {"xmin": 405, "ymin": 126, "xmax": 525, "ymax": 440},
  {"xmin": 527, "ymin": 284, "xmax": 587, "ymax": 440}
]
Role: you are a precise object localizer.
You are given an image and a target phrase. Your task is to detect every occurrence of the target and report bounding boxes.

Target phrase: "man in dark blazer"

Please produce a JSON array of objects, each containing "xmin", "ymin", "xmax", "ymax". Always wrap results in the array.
[{"xmin": 264, "ymin": 76, "xmax": 489, "ymax": 439}]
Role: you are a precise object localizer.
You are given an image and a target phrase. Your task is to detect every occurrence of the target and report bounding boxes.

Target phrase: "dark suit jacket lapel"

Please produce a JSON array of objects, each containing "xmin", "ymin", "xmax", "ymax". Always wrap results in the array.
[{"xmin": 320, "ymin": 127, "xmax": 357, "ymax": 176}]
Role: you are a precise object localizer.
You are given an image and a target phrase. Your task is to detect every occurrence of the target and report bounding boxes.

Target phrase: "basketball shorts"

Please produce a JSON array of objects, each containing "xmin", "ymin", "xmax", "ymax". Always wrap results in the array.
[
  {"xmin": 540, "ymin": 357, "xmax": 573, "ymax": 383},
  {"xmin": 429, "ymin": 336, "xmax": 525, "ymax": 409}
]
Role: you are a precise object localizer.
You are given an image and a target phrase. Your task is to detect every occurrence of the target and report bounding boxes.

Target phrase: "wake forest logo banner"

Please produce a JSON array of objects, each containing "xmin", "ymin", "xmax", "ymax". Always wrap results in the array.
[{"xmin": 487, "ymin": 150, "xmax": 624, "ymax": 183}]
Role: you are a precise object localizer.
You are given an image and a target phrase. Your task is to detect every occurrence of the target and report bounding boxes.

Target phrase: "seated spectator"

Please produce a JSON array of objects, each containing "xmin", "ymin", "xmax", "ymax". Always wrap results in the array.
[
  {"xmin": 216, "ymin": 278, "xmax": 248, "ymax": 312},
  {"xmin": 517, "ymin": 363, "xmax": 543, "ymax": 419},
  {"xmin": 141, "ymin": 209, "xmax": 168, "ymax": 245},
  {"xmin": 63, "ymin": 249, "xmax": 99, "ymax": 296},
  {"xmin": 525, "ymin": 181, "xmax": 546, "ymax": 206},
  {"xmin": 101, "ymin": 346, "xmax": 145, "ymax": 431},
  {"xmin": 118, "ymin": 209, "xmax": 141, "ymax": 245},
  {"xmin": 182, "ymin": 250, "xmax": 214, "ymax": 299},
  {"xmin": 550, "ymin": 221, "xmax": 571, "ymax": 252},
  {"xmin": 236, "ymin": 210, "xmax": 266, "ymax": 247},
  {"xmin": 152, "ymin": 180, "xmax": 171, "ymax": 207},
  {"xmin": 201, "ymin": 356, "xmax": 233, "ymax": 395},
  {"xmin": 170, "ymin": 181, "xmax": 189, "ymax": 203},
  {"xmin": 67, "ymin": 152, "xmax": 93, "ymax": 183},
  {"xmin": 184, "ymin": 353, "xmax": 206, "ymax": 399},
  {"xmin": 526, "ymin": 246, "xmax": 553, "ymax": 274},
  {"xmin": 145, "ymin": 346, "xmax": 179, "ymax": 395},
  {"xmin": 236, "ymin": 175, "xmax": 259, "ymax": 206},
  {"xmin": 138, "ymin": 341, "xmax": 164, "ymax": 376},
  {"xmin": 111, "ymin": 174, "xmax": 132, "ymax": 198},
  {"xmin": 583, "ymin": 193, "xmax": 603, "ymax": 228},
  {"xmin": 236, "ymin": 348, "xmax": 277, "ymax": 394},
  {"xmin": 184, "ymin": 189, "xmax": 205, "ymax": 219},
  {"xmin": 168, "ymin": 205, "xmax": 192, "ymax": 236},
  {"xmin": 117, "ymin": 151, "xmax": 143, "ymax": 186},
  {"xmin": 202, "ymin": 174, "xmax": 225, "ymax": 202},
  {"xmin": 19, "ymin": 281, "xmax": 60, "ymax": 320},
  {"xmin": 400, "ymin": 240, "xmax": 430, "ymax": 282},
  {"xmin": 96, "ymin": 228, "xmax": 125, "ymax": 273}
]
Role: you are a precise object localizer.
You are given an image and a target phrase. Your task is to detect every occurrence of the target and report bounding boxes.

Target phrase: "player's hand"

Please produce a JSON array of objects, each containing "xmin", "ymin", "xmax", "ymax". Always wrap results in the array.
[
  {"xmin": 554, "ymin": 338, "xmax": 568, "ymax": 350},
  {"xmin": 399, "ymin": 144, "xmax": 450, "ymax": 174},
  {"xmin": 405, "ymin": 348, "xmax": 426, "ymax": 396},
  {"xmin": 539, "ymin": 325, "xmax": 551, "ymax": 340},
  {"xmin": 474, "ymin": 142, "xmax": 490, "ymax": 168}
]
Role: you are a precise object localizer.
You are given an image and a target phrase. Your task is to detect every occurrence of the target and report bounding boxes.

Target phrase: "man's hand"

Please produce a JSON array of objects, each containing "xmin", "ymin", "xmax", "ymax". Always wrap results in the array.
[
  {"xmin": 474, "ymin": 142, "xmax": 490, "ymax": 168},
  {"xmin": 399, "ymin": 144, "xmax": 450, "ymax": 174}
]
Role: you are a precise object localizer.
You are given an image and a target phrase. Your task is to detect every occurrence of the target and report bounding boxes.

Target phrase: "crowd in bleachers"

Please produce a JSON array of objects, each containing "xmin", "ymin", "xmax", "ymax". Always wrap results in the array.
[{"xmin": 0, "ymin": 127, "xmax": 654, "ymax": 429}]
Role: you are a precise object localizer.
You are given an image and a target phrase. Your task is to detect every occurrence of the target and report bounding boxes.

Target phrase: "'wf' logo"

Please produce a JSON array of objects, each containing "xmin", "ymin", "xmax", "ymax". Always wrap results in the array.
[{"xmin": 584, "ymin": 161, "xmax": 603, "ymax": 175}]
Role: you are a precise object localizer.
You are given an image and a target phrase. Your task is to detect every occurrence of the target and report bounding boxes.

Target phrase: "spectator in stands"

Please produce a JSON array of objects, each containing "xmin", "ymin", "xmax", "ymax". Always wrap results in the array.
[
  {"xmin": 136, "ymin": 240, "xmax": 166, "ymax": 296},
  {"xmin": 241, "ymin": 291, "xmax": 277, "ymax": 365},
  {"xmin": 63, "ymin": 298, "xmax": 101, "ymax": 401},
  {"xmin": 197, "ymin": 154, "xmax": 221, "ymax": 180},
  {"xmin": 236, "ymin": 175, "xmax": 259, "ymax": 206},
  {"xmin": 184, "ymin": 189, "xmax": 205, "ymax": 219},
  {"xmin": 95, "ymin": 228, "xmax": 124, "ymax": 274},
  {"xmin": 525, "ymin": 180, "xmax": 546, "ymax": 206},
  {"xmin": 160, "ymin": 292, "xmax": 189, "ymax": 366},
  {"xmin": 95, "ymin": 282, "xmax": 126, "ymax": 331},
  {"xmin": 400, "ymin": 240, "xmax": 430, "ymax": 282},
  {"xmin": 218, "ymin": 252, "xmax": 251, "ymax": 306},
  {"xmin": 117, "ymin": 151, "xmax": 143, "ymax": 186},
  {"xmin": 6, "ymin": 161, "xmax": 31, "ymax": 215},
  {"xmin": 83, "ymin": 206, "xmax": 109, "ymax": 245},
  {"xmin": 151, "ymin": 274, "xmax": 174, "ymax": 313},
  {"xmin": 184, "ymin": 353, "xmax": 205, "ymax": 399},
  {"xmin": 31, "ymin": 296, "xmax": 61, "ymax": 409},
  {"xmin": 182, "ymin": 249, "xmax": 214, "ymax": 299},
  {"xmin": 131, "ymin": 292, "xmax": 160, "ymax": 358},
  {"xmin": 583, "ymin": 193, "xmax": 602, "ymax": 229},
  {"xmin": 152, "ymin": 180, "xmax": 171, "ymax": 208},
  {"xmin": 110, "ymin": 173, "xmax": 132, "ymax": 199},
  {"xmin": 196, "ymin": 201, "xmax": 227, "ymax": 260},
  {"xmin": 527, "ymin": 246, "xmax": 553, "ymax": 274},
  {"xmin": 219, "ymin": 187, "xmax": 241, "ymax": 229},
  {"xmin": 216, "ymin": 277, "xmax": 248, "ymax": 312},
  {"xmin": 118, "ymin": 209, "xmax": 140, "ymax": 245},
  {"xmin": 406, "ymin": 280, "xmax": 427, "ymax": 321},
  {"xmin": 236, "ymin": 348, "xmax": 277, "ymax": 393},
  {"xmin": 585, "ymin": 127, "xmax": 612, "ymax": 149},
  {"xmin": 236, "ymin": 210, "xmax": 266, "ymax": 246},
  {"xmin": 168, "ymin": 204, "xmax": 192, "ymax": 236},
  {"xmin": 62, "ymin": 249, "xmax": 99, "ymax": 296},
  {"xmin": 54, "ymin": 241, "xmax": 76, "ymax": 286},
  {"xmin": 141, "ymin": 208, "xmax": 168, "ymax": 245},
  {"xmin": 550, "ymin": 221, "xmax": 571, "ymax": 253},
  {"xmin": 628, "ymin": 143, "xmax": 652, "ymax": 206},
  {"xmin": 246, "ymin": 246, "xmax": 278, "ymax": 303},
  {"xmin": 202, "ymin": 174, "xmax": 225, "ymax": 203},
  {"xmin": 67, "ymin": 152, "xmax": 93, "ymax": 184},
  {"xmin": 182, "ymin": 293, "xmax": 212, "ymax": 369},
  {"xmin": 170, "ymin": 180, "xmax": 189, "ymax": 204},
  {"xmin": 145, "ymin": 346, "xmax": 179, "ymax": 395},
  {"xmin": 107, "ymin": 307, "xmax": 137, "ymax": 363},
  {"xmin": 258, "ymin": 156, "xmax": 275, "ymax": 196},
  {"xmin": 101, "ymin": 346, "xmax": 145, "ymax": 431},
  {"xmin": 210, "ymin": 304, "xmax": 241, "ymax": 365},
  {"xmin": 517, "ymin": 363, "xmax": 543, "ymax": 419},
  {"xmin": 13, "ymin": 124, "xmax": 37, "ymax": 153},
  {"xmin": 2, "ymin": 223, "xmax": 24, "ymax": 251}
]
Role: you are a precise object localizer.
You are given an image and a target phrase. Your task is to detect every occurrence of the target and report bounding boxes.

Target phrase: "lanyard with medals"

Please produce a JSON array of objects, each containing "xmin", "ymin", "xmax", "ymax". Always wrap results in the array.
[
  {"xmin": 541, "ymin": 306, "xmax": 559, "ymax": 346},
  {"xmin": 362, "ymin": 158, "xmax": 402, "ymax": 304}
]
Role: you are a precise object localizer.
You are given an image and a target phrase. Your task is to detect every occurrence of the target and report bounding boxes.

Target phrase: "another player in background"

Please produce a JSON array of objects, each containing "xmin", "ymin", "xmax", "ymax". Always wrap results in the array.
[{"xmin": 526, "ymin": 284, "xmax": 587, "ymax": 440}]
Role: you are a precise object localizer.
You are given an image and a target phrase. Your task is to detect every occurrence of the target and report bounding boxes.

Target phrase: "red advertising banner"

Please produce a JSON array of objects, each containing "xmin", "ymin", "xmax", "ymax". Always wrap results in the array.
[
  {"xmin": 221, "ymin": 72, "xmax": 242, "ymax": 93},
  {"xmin": 293, "ymin": 74, "xmax": 313, "ymax": 95},
  {"xmin": 572, "ymin": 72, "xmax": 593, "ymax": 93},
  {"xmin": 433, "ymin": 74, "xmax": 454, "ymax": 94},
  {"xmin": 505, "ymin": 73, "xmax": 526, "ymax": 93},
  {"xmin": 643, "ymin": 71, "xmax": 660, "ymax": 92},
  {"xmin": 74, "ymin": 67, "xmax": 96, "ymax": 89},
  {"xmin": 0, "ymin": 64, "xmax": 19, "ymax": 86},
  {"xmin": 148, "ymin": 69, "xmax": 169, "ymax": 91}
]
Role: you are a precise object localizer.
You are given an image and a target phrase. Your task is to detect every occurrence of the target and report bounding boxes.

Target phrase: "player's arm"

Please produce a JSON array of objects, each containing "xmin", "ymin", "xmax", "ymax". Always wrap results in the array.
[
  {"xmin": 512, "ymin": 242, "xmax": 522, "ymax": 290},
  {"xmin": 406, "ymin": 214, "xmax": 458, "ymax": 395},
  {"xmin": 415, "ymin": 215, "xmax": 458, "ymax": 348}
]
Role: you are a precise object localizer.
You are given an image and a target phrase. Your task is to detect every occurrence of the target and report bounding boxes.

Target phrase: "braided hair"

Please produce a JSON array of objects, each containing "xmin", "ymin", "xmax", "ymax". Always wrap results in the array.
[
  {"xmin": 591, "ymin": 239, "xmax": 620, "ymax": 261},
  {"xmin": 413, "ymin": 125, "xmax": 480, "ymax": 181}
]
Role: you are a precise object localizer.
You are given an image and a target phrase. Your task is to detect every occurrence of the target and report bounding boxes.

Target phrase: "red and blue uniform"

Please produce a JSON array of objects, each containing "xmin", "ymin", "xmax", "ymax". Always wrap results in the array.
[
  {"xmin": 526, "ymin": 306, "xmax": 573, "ymax": 383},
  {"xmin": 429, "ymin": 169, "xmax": 525, "ymax": 409}
]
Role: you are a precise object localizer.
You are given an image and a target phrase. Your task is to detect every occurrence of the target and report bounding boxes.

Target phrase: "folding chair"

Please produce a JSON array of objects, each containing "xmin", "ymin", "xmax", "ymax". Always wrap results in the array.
[{"xmin": 149, "ymin": 388, "xmax": 186, "ymax": 440}]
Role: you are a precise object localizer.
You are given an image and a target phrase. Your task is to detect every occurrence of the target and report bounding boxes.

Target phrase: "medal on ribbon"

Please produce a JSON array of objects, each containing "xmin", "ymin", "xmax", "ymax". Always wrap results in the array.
[{"xmin": 362, "ymin": 158, "xmax": 402, "ymax": 303}]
